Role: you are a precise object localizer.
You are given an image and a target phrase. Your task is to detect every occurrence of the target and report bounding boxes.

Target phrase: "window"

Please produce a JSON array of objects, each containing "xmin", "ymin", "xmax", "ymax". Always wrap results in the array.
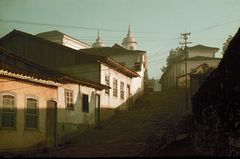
[
  {"xmin": 113, "ymin": 78, "xmax": 118, "ymax": 97},
  {"xmin": 134, "ymin": 62, "xmax": 141, "ymax": 71},
  {"xmin": 25, "ymin": 98, "xmax": 38, "ymax": 129},
  {"xmin": 105, "ymin": 75, "xmax": 110, "ymax": 95},
  {"xmin": 1, "ymin": 95, "xmax": 16, "ymax": 128},
  {"xmin": 82, "ymin": 94, "xmax": 89, "ymax": 113},
  {"xmin": 120, "ymin": 82, "xmax": 124, "ymax": 100},
  {"xmin": 65, "ymin": 89, "xmax": 74, "ymax": 110}
]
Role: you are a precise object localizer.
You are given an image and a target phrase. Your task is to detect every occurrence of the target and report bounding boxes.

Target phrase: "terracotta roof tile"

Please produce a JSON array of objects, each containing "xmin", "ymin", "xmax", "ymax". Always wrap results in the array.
[{"xmin": 0, "ymin": 47, "xmax": 109, "ymax": 90}]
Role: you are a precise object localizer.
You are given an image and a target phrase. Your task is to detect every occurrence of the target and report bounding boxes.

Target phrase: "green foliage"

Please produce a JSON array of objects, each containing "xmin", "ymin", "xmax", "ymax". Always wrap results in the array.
[
  {"xmin": 166, "ymin": 47, "xmax": 183, "ymax": 66},
  {"xmin": 160, "ymin": 47, "xmax": 183, "ymax": 73},
  {"xmin": 160, "ymin": 66, "xmax": 167, "ymax": 73}
]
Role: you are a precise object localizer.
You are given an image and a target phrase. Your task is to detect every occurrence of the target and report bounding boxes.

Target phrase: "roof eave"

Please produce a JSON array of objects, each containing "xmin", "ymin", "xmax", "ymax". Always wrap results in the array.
[{"xmin": 104, "ymin": 58, "xmax": 140, "ymax": 78}]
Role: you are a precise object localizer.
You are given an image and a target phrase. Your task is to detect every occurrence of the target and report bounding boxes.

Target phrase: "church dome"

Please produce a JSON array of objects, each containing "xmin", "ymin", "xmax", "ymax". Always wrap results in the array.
[
  {"xmin": 122, "ymin": 36, "xmax": 137, "ymax": 44},
  {"xmin": 121, "ymin": 25, "xmax": 137, "ymax": 50},
  {"xmin": 92, "ymin": 30, "xmax": 105, "ymax": 48}
]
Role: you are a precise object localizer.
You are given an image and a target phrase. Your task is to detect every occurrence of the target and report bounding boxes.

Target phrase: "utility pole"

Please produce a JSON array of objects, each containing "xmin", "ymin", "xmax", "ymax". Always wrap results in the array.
[{"xmin": 180, "ymin": 32, "xmax": 191, "ymax": 111}]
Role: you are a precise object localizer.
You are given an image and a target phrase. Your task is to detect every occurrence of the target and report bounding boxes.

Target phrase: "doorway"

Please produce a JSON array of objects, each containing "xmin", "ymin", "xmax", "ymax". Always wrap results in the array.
[
  {"xmin": 95, "ymin": 94, "xmax": 100, "ymax": 127},
  {"xmin": 46, "ymin": 100, "xmax": 57, "ymax": 147}
]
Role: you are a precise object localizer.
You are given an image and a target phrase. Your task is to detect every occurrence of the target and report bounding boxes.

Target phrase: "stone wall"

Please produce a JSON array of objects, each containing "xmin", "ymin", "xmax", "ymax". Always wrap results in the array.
[{"xmin": 192, "ymin": 28, "xmax": 240, "ymax": 156}]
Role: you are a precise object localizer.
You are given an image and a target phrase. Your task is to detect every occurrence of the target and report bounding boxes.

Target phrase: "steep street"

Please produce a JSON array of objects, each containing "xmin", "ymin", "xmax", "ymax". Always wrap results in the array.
[{"xmin": 34, "ymin": 89, "xmax": 200, "ymax": 157}]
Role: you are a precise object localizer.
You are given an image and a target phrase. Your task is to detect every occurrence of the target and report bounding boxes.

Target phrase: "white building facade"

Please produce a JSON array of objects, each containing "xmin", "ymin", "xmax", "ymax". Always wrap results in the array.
[
  {"xmin": 37, "ymin": 30, "xmax": 91, "ymax": 50},
  {"xmin": 160, "ymin": 45, "xmax": 221, "ymax": 91}
]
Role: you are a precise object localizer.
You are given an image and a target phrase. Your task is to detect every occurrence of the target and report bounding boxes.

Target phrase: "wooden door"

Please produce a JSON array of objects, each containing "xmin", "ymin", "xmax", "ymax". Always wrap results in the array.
[{"xmin": 46, "ymin": 100, "xmax": 57, "ymax": 147}]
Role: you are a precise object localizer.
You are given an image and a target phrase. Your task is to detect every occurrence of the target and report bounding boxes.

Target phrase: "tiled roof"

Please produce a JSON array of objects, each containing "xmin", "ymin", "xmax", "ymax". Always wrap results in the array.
[
  {"xmin": 81, "ymin": 43, "xmax": 146, "ymax": 56},
  {"xmin": 0, "ymin": 47, "xmax": 110, "ymax": 90},
  {"xmin": 0, "ymin": 30, "xmax": 139, "ymax": 78}
]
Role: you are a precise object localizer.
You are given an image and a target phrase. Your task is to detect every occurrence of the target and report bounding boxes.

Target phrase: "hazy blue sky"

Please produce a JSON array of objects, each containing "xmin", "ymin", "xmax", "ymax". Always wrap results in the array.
[{"xmin": 0, "ymin": 0, "xmax": 239, "ymax": 79}]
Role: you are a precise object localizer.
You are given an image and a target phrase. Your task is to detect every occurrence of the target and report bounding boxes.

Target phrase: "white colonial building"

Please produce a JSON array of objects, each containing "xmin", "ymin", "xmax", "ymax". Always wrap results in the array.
[
  {"xmin": 0, "ymin": 30, "xmax": 140, "ymax": 122},
  {"xmin": 81, "ymin": 26, "xmax": 148, "ymax": 103},
  {"xmin": 37, "ymin": 26, "xmax": 148, "ymax": 107},
  {"xmin": 37, "ymin": 30, "xmax": 91, "ymax": 50},
  {"xmin": 160, "ymin": 45, "xmax": 221, "ymax": 91}
]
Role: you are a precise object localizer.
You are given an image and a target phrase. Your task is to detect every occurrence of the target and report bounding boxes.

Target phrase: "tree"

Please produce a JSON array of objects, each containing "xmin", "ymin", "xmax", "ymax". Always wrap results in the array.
[
  {"xmin": 222, "ymin": 35, "xmax": 233, "ymax": 54},
  {"xmin": 161, "ymin": 66, "xmax": 167, "ymax": 73},
  {"xmin": 166, "ymin": 47, "xmax": 183, "ymax": 66},
  {"xmin": 160, "ymin": 47, "xmax": 183, "ymax": 73}
]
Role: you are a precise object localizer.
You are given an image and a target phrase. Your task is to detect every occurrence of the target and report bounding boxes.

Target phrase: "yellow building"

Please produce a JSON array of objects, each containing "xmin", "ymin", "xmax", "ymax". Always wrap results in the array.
[{"xmin": 0, "ymin": 47, "xmax": 108, "ymax": 151}]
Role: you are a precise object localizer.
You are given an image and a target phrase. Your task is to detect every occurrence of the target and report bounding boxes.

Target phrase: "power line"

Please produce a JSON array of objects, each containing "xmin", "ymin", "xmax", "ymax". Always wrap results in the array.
[
  {"xmin": 148, "ymin": 48, "xmax": 172, "ymax": 59},
  {"xmin": 0, "ymin": 18, "xmax": 178, "ymax": 34},
  {"xmin": 0, "ymin": 18, "xmax": 125, "ymax": 33},
  {"xmin": 192, "ymin": 16, "xmax": 240, "ymax": 34},
  {"xmin": 148, "ymin": 57, "xmax": 167, "ymax": 63}
]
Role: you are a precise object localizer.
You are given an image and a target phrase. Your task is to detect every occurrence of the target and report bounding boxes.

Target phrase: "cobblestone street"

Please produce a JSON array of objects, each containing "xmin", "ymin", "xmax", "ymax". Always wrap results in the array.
[
  {"xmin": 2, "ymin": 89, "xmax": 201, "ymax": 157},
  {"xmin": 38, "ymin": 89, "xmax": 199, "ymax": 157}
]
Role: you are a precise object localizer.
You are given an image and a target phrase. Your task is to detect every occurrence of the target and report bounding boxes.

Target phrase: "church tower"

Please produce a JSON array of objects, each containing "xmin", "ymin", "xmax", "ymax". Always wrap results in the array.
[
  {"xmin": 121, "ymin": 25, "xmax": 137, "ymax": 50},
  {"xmin": 92, "ymin": 30, "xmax": 105, "ymax": 48}
]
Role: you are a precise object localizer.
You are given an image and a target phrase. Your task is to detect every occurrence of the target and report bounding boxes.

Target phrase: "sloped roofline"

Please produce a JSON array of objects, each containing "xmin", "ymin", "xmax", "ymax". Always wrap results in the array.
[
  {"xmin": 112, "ymin": 43, "xmax": 146, "ymax": 52},
  {"xmin": 82, "ymin": 43, "xmax": 146, "ymax": 53},
  {"xmin": 194, "ymin": 63, "xmax": 209, "ymax": 70},
  {"xmin": 0, "ymin": 46, "xmax": 110, "ymax": 90},
  {"xmin": 188, "ymin": 44, "xmax": 219, "ymax": 51},
  {"xmin": 0, "ymin": 30, "xmax": 139, "ymax": 79},
  {"xmin": 36, "ymin": 30, "xmax": 91, "ymax": 47},
  {"xmin": 102, "ymin": 57, "xmax": 140, "ymax": 78}
]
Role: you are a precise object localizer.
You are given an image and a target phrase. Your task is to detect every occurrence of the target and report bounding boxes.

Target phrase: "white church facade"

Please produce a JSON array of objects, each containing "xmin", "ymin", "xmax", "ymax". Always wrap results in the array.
[{"xmin": 37, "ymin": 26, "xmax": 148, "ymax": 105}]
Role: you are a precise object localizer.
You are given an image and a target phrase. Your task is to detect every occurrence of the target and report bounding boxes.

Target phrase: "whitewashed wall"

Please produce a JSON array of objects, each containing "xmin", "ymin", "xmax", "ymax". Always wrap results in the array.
[
  {"xmin": 63, "ymin": 35, "xmax": 90, "ymax": 50},
  {"xmin": 162, "ymin": 60, "xmax": 221, "ymax": 90},
  {"xmin": 100, "ymin": 64, "xmax": 131, "ymax": 109},
  {"xmin": 188, "ymin": 50, "xmax": 215, "ymax": 58},
  {"xmin": 57, "ymin": 84, "xmax": 97, "ymax": 125}
]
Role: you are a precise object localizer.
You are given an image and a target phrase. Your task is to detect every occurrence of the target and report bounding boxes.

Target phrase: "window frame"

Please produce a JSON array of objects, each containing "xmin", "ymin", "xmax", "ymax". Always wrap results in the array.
[
  {"xmin": 64, "ymin": 89, "xmax": 74, "ymax": 110},
  {"xmin": 105, "ymin": 75, "xmax": 110, "ymax": 95},
  {"xmin": 24, "ymin": 96, "xmax": 39, "ymax": 130},
  {"xmin": 113, "ymin": 78, "xmax": 118, "ymax": 97},
  {"xmin": 134, "ymin": 62, "xmax": 142, "ymax": 71},
  {"xmin": 0, "ymin": 92, "xmax": 17, "ymax": 130},
  {"xmin": 120, "ymin": 81, "xmax": 125, "ymax": 100}
]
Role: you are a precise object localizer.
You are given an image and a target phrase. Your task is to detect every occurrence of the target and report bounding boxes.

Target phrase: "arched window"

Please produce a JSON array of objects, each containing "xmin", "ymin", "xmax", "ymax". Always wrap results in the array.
[
  {"xmin": 25, "ymin": 97, "xmax": 38, "ymax": 129},
  {"xmin": 1, "ymin": 94, "xmax": 16, "ymax": 128}
]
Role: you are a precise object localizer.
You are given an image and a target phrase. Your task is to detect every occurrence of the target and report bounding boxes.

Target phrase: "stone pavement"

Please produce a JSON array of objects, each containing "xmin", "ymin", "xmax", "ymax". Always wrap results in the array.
[
  {"xmin": 2, "ymin": 89, "xmax": 198, "ymax": 157},
  {"xmin": 37, "ymin": 89, "xmax": 194, "ymax": 157}
]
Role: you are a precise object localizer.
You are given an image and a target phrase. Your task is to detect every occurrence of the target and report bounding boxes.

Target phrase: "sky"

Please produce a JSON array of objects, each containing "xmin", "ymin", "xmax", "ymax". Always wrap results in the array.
[{"xmin": 0, "ymin": 0, "xmax": 240, "ymax": 79}]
